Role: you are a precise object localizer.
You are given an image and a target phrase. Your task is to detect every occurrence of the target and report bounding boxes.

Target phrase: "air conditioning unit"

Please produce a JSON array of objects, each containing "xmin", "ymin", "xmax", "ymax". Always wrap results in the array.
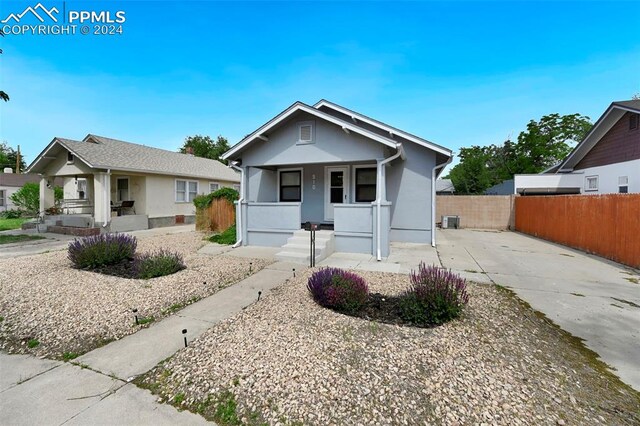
[{"xmin": 441, "ymin": 215, "xmax": 460, "ymax": 229}]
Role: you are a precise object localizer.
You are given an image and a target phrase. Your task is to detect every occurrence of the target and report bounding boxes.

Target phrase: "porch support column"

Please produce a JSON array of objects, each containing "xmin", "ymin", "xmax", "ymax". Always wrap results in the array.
[
  {"xmin": 39, "ymin": 176, "xmax": 55, "ymax": 216},
  {"xmin": 93, "ymin": 172, "xmax": 111, "ymax": 228}
]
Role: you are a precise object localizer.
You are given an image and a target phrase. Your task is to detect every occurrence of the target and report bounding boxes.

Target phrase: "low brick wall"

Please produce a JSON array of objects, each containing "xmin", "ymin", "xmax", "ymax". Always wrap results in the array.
[
  {"xmin": 436, "ymin": 195, "xmax": 515, "ymax": 230},
  {"xmin": 47, "ymin": 226, "xmax": 101, "ymax": 236}
]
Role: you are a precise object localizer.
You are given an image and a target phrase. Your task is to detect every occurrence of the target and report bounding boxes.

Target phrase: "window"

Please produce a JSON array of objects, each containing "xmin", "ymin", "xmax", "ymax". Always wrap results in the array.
[
  {"xmin": 67, "ymin": 151, "xmax": 74, "ymax": 164},
  {"xmin": 209, "ymin": 182, "xmax": 220, "ymax": 193},
  {"xmin": 297, "ymin": 121, "xmax": 314, "ymax": 144},
  {"xmin": 0, "ymin": 190, "xmax": 5, "ymax": 206},
  {"xmin": 355, "ymin": 167, "xmax": 377, "ymax": 202},
  {"xmin": 116, "ymin": 178, "xmax": 129, "ymax": 201},
  {"xmin": 233, "ymin": 184, "xmax": 241, "ymax": 192},
  {"xmin": 585, "ymin": 176, "xmax": 598, "ymax": 192},
  {"xmin": 77, "ymin": 178, "xmax": 87, "ymax": 199},
  {"xmin": 176, "ymin": 180, "xmax": 198, "ymax": 202},
  {"xmin": 619, "ymin": 176, "xmax": 629, "ymax": 194},
  {"xmin": 630, "ymin": 114, "xmax": 639, "ymax": 131},
  {"xmin": 279, "ymin": 170, "xmax": 302, "ymax": 202}
]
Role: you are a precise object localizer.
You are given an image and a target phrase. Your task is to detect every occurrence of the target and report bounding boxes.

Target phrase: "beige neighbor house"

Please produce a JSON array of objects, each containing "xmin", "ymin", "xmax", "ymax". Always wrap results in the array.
[{"xmin": 26, "ymin": 134, "xmax": 240, "ymax": 234}]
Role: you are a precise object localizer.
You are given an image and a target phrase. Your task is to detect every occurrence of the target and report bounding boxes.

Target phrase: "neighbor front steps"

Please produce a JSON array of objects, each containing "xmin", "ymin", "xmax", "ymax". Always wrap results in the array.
[{"xmin": 275, "ymin": 230, "xmax": 335, "ymax": 265}]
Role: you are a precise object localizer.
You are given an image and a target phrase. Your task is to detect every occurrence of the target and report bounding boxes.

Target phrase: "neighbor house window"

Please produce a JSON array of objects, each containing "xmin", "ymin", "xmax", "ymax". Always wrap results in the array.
[
  {"xmin": 209, "ymin": 182, "xmax": 220, "ymax": 193},
  {"xmin": 630, "ymin": 114, "xmax": 639, "ymax": 130},
  {"xmin": 77, "ymin": 178, "xmax": 87, "ymax": 199},
  {"xmin": 297, "ymin": 121, "xmax": 314, "ymax": 144},
  {"xmin": 67, "ymin": 152, "xmax": 74, "ymax": 164},
  {"xmin": 279, "ymin": 170, "xmax": 302, "ymax": 202},
  {"xmin": 0, "ymin": 190, "xmax": 5, "ymax": 207},
  {"xmin": 176, "ymin": 180, "xmax": 198, "ymax": 202},
  {"xmin": 619, "ymin": 176, "xmax": 629, "ymax": 193},
  {"xmin": 355, "ymin": 167, "xmax": 377, "ymax": 202},
  {"xmin": 233, "ymin": 184, "xmax": 241, "ymax": 192},
  {"xmin": 585, "ymin": 176, "xmax": 598, "ymax": 192}
]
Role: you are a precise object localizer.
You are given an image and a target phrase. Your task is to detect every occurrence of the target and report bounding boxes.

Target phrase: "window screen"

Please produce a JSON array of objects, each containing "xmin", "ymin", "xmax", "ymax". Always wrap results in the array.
[
  {"xmin": 280, "ymin": 171, "xmax": 301, "ymax": 202},
  {"xmin": 355, "ymin": 168, "xmax": 377, "ymax": 202}
]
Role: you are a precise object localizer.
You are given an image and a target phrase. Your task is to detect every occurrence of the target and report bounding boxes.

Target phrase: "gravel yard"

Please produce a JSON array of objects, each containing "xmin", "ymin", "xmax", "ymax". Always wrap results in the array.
[
  {"xmin": 139, "ymin": 269, "xmax": 640, "ymax": 425},
  {"xmin": 0, "ymin": 232, "xmax": 271, "ymax": 359}
]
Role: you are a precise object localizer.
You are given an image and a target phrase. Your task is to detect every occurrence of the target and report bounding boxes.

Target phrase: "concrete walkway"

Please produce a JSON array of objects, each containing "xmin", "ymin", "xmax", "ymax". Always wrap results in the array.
[
  {"xmin": 0, "ymin": 224, "xmax": 197, "ymax": 259},
  {"xmin": 437, "ymin": 229, "xmax": 640, "ymax": 391},
  {"xmin": 0, "ymin": 259, "xmax": 300, "ymax": 425}
]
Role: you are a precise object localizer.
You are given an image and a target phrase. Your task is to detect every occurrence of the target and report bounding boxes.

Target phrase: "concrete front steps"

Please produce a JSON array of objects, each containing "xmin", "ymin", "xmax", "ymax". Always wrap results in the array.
[{"xmin": 275, "ymin": 230, "xmax": 335, "ymax": 265}]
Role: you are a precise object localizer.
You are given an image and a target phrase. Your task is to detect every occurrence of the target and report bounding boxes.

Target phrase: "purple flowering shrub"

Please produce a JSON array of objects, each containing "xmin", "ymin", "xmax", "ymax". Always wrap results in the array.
[
  {"xmin": 307, "ymin": 267, "xmax": 369, "ymax": 313},
  {"xmin": 68, "ymin": 233, "xmax": 137, "ymax": 269},
  {"xmin": 400, "ymin": 262, "xmax": 469, "ymax": 325}
]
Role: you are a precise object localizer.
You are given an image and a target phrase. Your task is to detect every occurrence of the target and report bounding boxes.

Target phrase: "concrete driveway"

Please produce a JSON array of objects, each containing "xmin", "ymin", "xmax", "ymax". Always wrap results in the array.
[{"xmin": 437, "ymin": 229, "xmax": 640, "ymax": 391}]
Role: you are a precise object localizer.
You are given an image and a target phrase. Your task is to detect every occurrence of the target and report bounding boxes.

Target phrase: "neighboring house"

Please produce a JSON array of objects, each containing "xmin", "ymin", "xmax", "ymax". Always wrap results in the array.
[
  {"xmin": 27, "ymin": 134, "xmax": 240, "ymax": 232},
  {"xmin": 484, "ymin": 179, "xmax": 514, "ymax": 195},
  {"xmin": 436, "ymin": 178, "xmax": 455, "ymax": 195},
  {"xmin": 0, "ymin": 170, "xmax": 41, "ymax": 212},
  {"xmin": 221, "ymin": 100, "xmax": 452, "ymax": 261},
  {"xmin": 514, "ymin": 100, "xmax": 640, "ymax": 195}
]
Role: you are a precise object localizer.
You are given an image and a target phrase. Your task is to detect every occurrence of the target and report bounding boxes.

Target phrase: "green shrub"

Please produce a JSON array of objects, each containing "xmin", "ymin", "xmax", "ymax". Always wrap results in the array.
[
  {"xmin": 135, "ymin": 249, "xmax": 186, "ymax": 279},
  {"xmin": 0, "ymin": 209, "xmax": 24, "ymax": 219},
  {"xmin": 399, "ymin": 263, "xmax": 469, "ymax": 326},
  {"xmin": 68, "ymin": 233, "xmax": 137, "ymax": 269},
  {"xmin": 209, "ymin": 225, "xmax": 236, "ymax": 245},
  {"xmin": 193, "ymin": 187, "xmax": 239, "ymax": 210}
]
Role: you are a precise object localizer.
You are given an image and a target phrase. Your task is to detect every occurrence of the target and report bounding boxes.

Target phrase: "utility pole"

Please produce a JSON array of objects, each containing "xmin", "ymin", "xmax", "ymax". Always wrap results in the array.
[{"xmin": 16, "ymin": 145, "xmax": 20, "ymax": 173}]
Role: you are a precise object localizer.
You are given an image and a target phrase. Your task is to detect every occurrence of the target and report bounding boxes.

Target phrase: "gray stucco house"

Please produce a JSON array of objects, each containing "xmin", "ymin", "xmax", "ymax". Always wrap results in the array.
[{"xmin": 222, "ymin": 100, "xmax": 452, "ymax": 261}]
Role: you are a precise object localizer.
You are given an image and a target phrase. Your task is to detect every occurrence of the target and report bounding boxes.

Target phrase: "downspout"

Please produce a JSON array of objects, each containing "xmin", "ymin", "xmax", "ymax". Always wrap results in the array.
[
  {"xmin": 103, "ymin": 169, "xmax": 111, "ymax": 228},
  {"xmin": 431, "ymin": 156, "xmax": 453, "ymax": 247},
  {"xmin": 376, "ymin": 143, "xmax": 404, "ymax": 261},
  {"xmin": 229, "ymin": 161, "xmax": 244, "ymax": 248}
]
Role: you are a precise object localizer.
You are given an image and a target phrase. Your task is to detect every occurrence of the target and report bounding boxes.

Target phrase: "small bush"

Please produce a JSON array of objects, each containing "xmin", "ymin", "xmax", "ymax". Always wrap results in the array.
[
  {"xmin": 135, "ymin": 249, "xmax": 186, "ymax": 279},
  {"xmin": 193, "ymin": 187, "xmax": 239, "ymax": 209},
  {"xmin": 68, "ymin": 233, "xmax": 137, "ymax": 269},
  {"xmin": 209, "ymin": 225, "xmax": 236, "ymax": 245},
  {"xmin": 400, "ymin": 263, "xmax": 469, "ymax": 326},
  {"xmin": 0, "ymin": 209, "xmax": 24, "ymax": 219},
  {"xmin": 307, "ymin": 267, "xmax": 369, "ymax": 313}
]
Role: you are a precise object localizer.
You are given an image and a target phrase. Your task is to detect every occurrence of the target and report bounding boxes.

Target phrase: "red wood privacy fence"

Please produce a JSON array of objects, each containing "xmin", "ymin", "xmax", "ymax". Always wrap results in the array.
[
  {"xmin": 196, "ymin": 198, "xmax": 235, "ymax": 232},
  {"xmin": 515, "ymin": 194, "xmax": 640, "ymax": 268}
]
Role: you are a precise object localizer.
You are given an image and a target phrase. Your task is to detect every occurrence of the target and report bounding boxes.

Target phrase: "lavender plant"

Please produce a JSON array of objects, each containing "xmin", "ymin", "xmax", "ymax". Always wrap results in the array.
[
  {"xmin": 400, "ymin": 262, "xmax": 469, "ymax": 325},
  {"xmin": 307, "ymin": 267, "xmax": 369, "ymax": 313},
  {"xmin": 68, "ymin": 233, "xmax": 137, "ymax": 269}
]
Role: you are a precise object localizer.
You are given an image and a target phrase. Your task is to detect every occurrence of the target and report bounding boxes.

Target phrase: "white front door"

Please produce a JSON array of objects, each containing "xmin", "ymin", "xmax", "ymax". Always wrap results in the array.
[{"xmin": 325, "ymin": 166, "xmax": 349, "ymax": 221}]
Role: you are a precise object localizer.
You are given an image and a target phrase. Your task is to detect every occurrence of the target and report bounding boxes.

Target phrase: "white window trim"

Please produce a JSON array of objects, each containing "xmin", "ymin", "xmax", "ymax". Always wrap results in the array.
[
  {"xmin": 66, "ymin": 151, "xmax": 75, "ymax": 164},
  {"xmin": 585, "ymin": 175, "xmax": 599, "ymax": 192},
  {"xmin": 116, "ymin": 177, "xmax": 130, "ymax": 202},
  {"xmin": 277, "ymin": 167, "xmax": 304, "ymax": 202},
  {"xmin": 232, "ymin": 184, "xmax": 241, "ymax": 192},
  {"xmin": 209, "ymin": 182, "xmax": 221, "ymax": 193},
  {"xmin": 175, "ymin": 179, "xmax": 199, "ymax": 203},
  {"xmin": 351, "ymin": 164, "xmax": 377, "ymax": 203},
  {"xmin": 77, "ymin": 178, "xmax": 88, "ymax": 200},
  {"xmin": 296, "ymin": 120, "xmax": 315, "ymax": 145}
]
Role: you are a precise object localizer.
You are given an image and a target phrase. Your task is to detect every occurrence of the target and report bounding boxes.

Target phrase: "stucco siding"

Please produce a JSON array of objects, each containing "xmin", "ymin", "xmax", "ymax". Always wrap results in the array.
[
  {"xmin": 575, "ymin": 159, "xmax": 640, "ymax": 194},
  {"xmin": 240, "ymin": 111, "xmax": 384, "ymax": 167},
  {"xmin": 386, "ymin": 141, "xmax": 435, "ymax": 243},
  {"xmin": 247, "ymin": 168, "xmax": 277, "ymax": 202},
  {"xmin": 42, "ymin": 150, "xmax": 94, "ymax": 176}
]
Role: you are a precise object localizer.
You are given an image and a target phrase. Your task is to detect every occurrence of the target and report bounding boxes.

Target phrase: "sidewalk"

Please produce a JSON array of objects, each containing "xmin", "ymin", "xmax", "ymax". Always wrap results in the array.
[{"xmin": 0, "ymin": 259, "xmax": 300, "ymax": 425}]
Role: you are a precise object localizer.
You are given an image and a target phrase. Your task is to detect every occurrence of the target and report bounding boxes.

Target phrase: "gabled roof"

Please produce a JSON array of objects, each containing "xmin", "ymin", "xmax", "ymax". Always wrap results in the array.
[
  {"xmin": 557, "ymin": 100, "xmax": 640, "ymax": 172},
  {"xmin": 314, "ymin": 99, "xmax": 452, "ymax": 156},
  {"xmin": 222, "ymin": 100, "xmax": 452, "ymax": 160},
  {"xmin": 27, "ymin": 134, "xmax": 240, "ymax": 182},
  {"xmin": 436, "ymin": 179, "xmax": 455, "ymax": 193}
]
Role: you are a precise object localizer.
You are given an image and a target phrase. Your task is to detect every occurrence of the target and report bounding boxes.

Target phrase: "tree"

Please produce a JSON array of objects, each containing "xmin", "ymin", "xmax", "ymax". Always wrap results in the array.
[
  {"xmin": 179, "ymin": 135, "xmax": 230, "ymax": 164},
  {"xmin": 0, "ymin": 29, "xmax": 8, "ymax": 102},
  {"xmin": 513, "ymin": 113, "xmax": 592, "ymax": 174},
  {"xmin": 9, "ymin": 183, "xmax": 63, "ymax": 215},
  {"xmin": 446, "ymin": 146, "xmax": 494, "ymax": 194},
  {"xmin": 0, "ymin": 142, "xmax": 26, "ymax": 172}
]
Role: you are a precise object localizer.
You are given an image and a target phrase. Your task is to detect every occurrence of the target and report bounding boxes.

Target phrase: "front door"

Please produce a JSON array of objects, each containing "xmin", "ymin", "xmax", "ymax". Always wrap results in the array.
[{"xmin": 325, "ymin": 166, "xmax": 349, "ymax": 221}]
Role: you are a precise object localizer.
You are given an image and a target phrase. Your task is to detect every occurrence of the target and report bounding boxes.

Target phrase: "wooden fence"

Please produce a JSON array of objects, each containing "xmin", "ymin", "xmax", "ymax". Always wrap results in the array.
[
  {"xmin": 515, "ymin": 194, "xmax": 640, "ymax": 268},
  {"xmin": 196, "ymin": 198, "xmax": 235, "ymax": 232}
]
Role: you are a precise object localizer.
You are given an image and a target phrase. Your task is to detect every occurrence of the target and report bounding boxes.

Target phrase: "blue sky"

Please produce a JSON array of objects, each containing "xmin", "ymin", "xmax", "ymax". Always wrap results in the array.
[{"xmin": 1, "ymin": 0, "xmax": 639, "ymax": 171}]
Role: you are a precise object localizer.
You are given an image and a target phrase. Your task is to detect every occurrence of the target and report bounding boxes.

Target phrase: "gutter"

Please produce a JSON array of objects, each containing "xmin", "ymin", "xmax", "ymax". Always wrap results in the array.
[
  {"xmin": 431, "ymin": 155, "xmax": 453, "ymax": 247},
  {"xmin": 229, "ymin": 161, "xmax": 245, "ymax": 248},
  {"xmin": 376, "ymin": 143, "xmax": 405, "ymax": 261}
]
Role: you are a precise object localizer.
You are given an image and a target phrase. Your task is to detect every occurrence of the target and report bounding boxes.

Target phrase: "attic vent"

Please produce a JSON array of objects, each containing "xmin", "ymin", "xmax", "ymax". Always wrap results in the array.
[
  {"xmin": 297, "ymin": 121, "xmax": 314, "ymax": 144},
  {"xmin": 630, "ymin": 114, "xmax": 639, "ymax": 130}
]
